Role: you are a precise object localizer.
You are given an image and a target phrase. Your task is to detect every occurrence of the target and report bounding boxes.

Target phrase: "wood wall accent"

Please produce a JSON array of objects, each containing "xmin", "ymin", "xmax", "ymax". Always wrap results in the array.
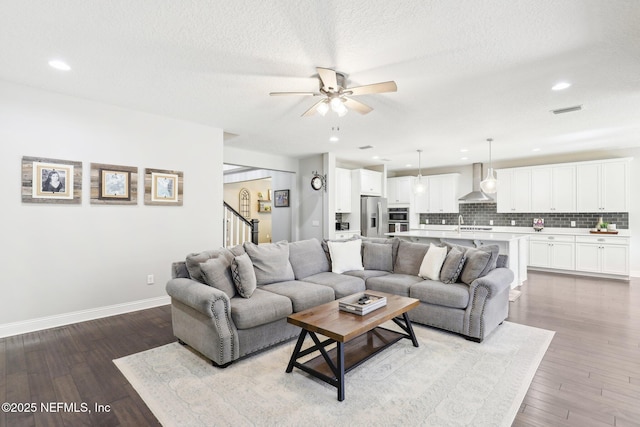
[
  {"xmin": 143, "ymin": 167, "xmax": 183, "ymax": 206},
  {"xmin": 21, "ymin": 156, "xmax": 82, "ymax": 204},
  {"xmin": 89, "ymin": 163, "xmax": 138, "ymax": 205}
]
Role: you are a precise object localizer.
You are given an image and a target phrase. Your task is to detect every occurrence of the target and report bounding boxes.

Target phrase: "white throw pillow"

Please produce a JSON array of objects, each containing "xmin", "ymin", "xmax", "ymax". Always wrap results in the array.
[
  {"xmin": 328, "ymin": 239, "xmax": 364, "ymax": 274},
  {"xmin": 419, "ymin": 243, "xmax": 448, "ymax": 280}
]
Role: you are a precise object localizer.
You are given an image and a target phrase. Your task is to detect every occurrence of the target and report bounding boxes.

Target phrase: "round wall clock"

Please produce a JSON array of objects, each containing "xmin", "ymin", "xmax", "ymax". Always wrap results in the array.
[{"xmin": 311, "ymin": 175, "xmax": 323, "ymax": 191}]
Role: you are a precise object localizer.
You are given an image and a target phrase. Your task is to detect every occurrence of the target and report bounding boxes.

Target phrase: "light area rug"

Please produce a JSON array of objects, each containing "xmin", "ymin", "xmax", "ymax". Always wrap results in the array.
[{"xmin": 114, "ymin": 321, "xmax": 553, "ymax": 427}]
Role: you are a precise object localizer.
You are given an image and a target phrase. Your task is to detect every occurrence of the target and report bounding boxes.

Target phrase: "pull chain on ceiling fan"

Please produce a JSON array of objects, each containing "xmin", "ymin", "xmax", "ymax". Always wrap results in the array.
[{"xmin": 270, "ymin": 67, "xmax": 397, "ymax": 117}]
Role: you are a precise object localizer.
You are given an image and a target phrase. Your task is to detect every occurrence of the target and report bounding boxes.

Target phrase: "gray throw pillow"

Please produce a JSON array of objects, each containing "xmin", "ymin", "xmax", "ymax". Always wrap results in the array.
[
  {"xmin": 185, "ymin": 248, "xmax": 235, "ymax": 284},
  {"xmin": 360, "ymin": 236, "xmax": 400, "ymax": 269},
  {"xmin": 440, "ymin": 247, "xmax": 466, "ymax": 284},
  {"xmin": 362, "ymin": 241, "xmax": 393, "ymax": 272},
  {"xmin": 477, "ymin": 244, "xmax": 500, "ymax": 277},
  {"xmin": 393, "ymin": 240, "xmax": 430, "ymax": 276},
  {"xmin": 459, "ymin": 248, "xmax": 492, "ymax": 285},
  {"xmin": 288, "ymin": 238, "xmax": 330, "ymax": 279},
  {"xmin": 231, "ymin": 253, "xmax": 257, "ymax": 298},
  {"xmin": 244, "ymin": 241, "xmax": 295, "ymax": 286},
  {"xmin": 199, "ymin": 257, "xmax": 236, "ymax": 297}
]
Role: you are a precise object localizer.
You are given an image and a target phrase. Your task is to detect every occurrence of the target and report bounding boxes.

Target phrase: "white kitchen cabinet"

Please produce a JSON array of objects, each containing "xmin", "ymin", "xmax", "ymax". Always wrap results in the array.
[
  {"xmin": 356, "ymin": 169, "xmax": 382, "ymax": 196},
  {"xmin": 530, "ymin": 165, "xmax": 576, "ymax": 212},
  {"xmin": 387, "ymin": 176, "xmax": 412, "ymax": 205},
  {"xmin": 528, "ymin": 234, "xmax": 575, "ymax": 270},
  {"xmin": 575, "ymin": 235, "xmax": 629, "ymax": 276},
  {"xmin": 335, "ymin": 167, "xmax": 352, "ymax": 213},
  {"xmin": 576, "ymin": 160, "xmax": 629, "ymax": 212},
  {"xmin": 414, "ymin": 173, "xmax": 459, "ymax": 213},
  {"xmin": 496, "ymin": 168, "xmax": 531, "ymax": 213}
]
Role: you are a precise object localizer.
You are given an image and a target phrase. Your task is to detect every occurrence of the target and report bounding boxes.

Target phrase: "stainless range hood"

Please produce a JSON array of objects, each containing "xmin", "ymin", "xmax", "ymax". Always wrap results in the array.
[{"xmin": 458, "ymin": 163, "xmax": 495, "ymax": 203}]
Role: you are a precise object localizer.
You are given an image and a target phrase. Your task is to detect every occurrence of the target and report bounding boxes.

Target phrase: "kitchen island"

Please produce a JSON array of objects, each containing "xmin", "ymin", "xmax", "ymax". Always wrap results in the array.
[{"xmin": 387, "ymin": 229, "xmax": 529, "ymax": 289}]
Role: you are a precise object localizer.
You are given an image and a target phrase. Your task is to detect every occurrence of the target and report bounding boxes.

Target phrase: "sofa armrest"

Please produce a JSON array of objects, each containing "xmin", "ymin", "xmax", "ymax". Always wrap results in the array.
[
  {"xmin": 166, "ymin": 278, "xmax": 231, "ymax": 318},
  {"xmin": 464, "ymin": 267, "xmax": 514, "ymax": 340},
  {"xmin": 468, "ymin": 267, "xmax": 514, "ymax": 298}
]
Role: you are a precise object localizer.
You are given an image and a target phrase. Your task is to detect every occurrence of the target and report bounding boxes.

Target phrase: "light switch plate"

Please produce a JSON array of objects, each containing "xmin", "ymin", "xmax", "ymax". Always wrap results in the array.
[
  {"xmin": 442, "ymin": 219, "xmax": 446, "ymax": 224},
  {"xmin": 571, "ymin": 221, "xmax": 576, "ymax": 227},
  {"xmin": 489, "ymin": 220, "xmax": 494, "ymax": 225},
  {"xmin": 511, "ymin": 220, "xmax": 516, "ymax": 226}
]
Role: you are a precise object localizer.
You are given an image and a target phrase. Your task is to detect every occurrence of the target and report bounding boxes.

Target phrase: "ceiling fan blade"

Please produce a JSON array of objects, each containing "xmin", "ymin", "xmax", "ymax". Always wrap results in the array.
[
  {"xmin": 301, "ymin": 99, "xmax": 327, "ymax": 117},
  {"xmin": 317, "ymin": 67, "xmax": 339, "ymax": 91},
  {"xmin": 346, "ymin": 81, "xmax": 397, "ymax": 96},
  {"xmin": 269, "ymin": 91, "xmax": 318, "ymax": 96},
  {"xmin": 343, "ymin": 97, "xmax": 373, "ymax": 115}
]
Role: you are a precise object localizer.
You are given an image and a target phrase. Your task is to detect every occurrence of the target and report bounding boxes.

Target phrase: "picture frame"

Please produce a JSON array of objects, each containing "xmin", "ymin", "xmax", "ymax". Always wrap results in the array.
[
  {"xmin": 144, "ymin": 168, "xmax": 183, "ymax": 206},
  {"xmin": 90, "ymin": 163, "xmax": 138, "ymax": 205},
  {"xmin": 21, "ymin": 156, "xmax": 82, "ymax": 204},
  {"xmin": 274, "ymin": 189, "xmax": 289, "ymax": 207}
]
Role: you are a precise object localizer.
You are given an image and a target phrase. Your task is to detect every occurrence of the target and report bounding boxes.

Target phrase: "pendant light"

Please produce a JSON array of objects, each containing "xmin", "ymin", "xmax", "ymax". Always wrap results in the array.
[
  {"xmin": 413, "ymin": 149, "xmax": 426, "ymax": 194},
  {"xmin": 480, "ymin": 138, "xmax": 498, "ymax": 194}
]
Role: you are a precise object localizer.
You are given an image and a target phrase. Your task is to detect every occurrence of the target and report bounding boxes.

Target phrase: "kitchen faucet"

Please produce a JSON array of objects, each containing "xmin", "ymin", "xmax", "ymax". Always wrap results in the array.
[{"xmin": 458, "ymin": 215, "xmax": 463, "ymax": 231}]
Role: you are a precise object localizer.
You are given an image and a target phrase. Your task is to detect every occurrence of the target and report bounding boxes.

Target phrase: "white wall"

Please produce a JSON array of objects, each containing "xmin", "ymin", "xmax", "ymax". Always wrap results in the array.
[
  {"xmin": 0, "ymin": 81, "xmax": 224, "ymax": 335},
  {"xmin": 298, "ymin": 155, "xmax": 325, "ymax": 240}
]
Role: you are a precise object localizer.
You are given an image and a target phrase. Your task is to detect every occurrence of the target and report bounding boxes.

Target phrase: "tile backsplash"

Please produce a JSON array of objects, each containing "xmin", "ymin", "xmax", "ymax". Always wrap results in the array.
[{"xmin": 419, "ymin": 203, "xmax": 628, "ymax": 229}]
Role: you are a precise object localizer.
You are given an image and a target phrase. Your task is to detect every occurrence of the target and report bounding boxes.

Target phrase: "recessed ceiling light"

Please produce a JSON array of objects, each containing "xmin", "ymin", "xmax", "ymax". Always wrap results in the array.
[
  {"xmin": 329, "ymin": 136, "xmax": 339, "ymax": 143},
  {"xmin": 552, "ymin": 82, "xmax": 571, "ymax": 91},
  {"xmin": 48, "ymin": 59, "xmax": 71, "ymax": 71},
  {"xmin": 372, "ymin": 155, "xmax": 380, "ymax": 159},
  {"xmin": 460, "ymin": 157, "xmax": 468, "ymax": 160},
  {"xmin": 460, "ymin": 148, "xmax": 468, "ymax": 153},
  {"xmin": 405, "ymin": 164, "xmax": 412, "ymax": 168},
  {"xmin": 532, "ymin": 148, "xmax": 541, "ymax": 152}
]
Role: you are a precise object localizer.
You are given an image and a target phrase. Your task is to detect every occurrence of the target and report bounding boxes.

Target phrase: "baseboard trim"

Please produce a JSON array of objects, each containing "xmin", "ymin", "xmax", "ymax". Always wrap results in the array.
[
  {"xmin": 630, "ymin": 270, "xmax": 640, "ymax": 278},
  {"xmin": 0, "ymin": 296, "xmax": 170, "ymax": 339}
]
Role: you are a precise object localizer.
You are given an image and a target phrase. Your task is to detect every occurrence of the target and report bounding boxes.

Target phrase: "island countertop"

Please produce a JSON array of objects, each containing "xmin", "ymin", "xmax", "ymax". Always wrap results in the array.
[{"xmin": 386, "ymin": 230, "xmax": 530, "ymax": 242}]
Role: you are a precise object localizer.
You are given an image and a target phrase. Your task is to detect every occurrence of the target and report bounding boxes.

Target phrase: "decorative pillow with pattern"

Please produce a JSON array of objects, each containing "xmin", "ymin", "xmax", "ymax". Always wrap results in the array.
[
  {"xmin": 440, "ymin": 247, "xmax": 466, "ymax": 284},
  {"xmin": 231, "ymin": 253, "xmax": 257, "ymax": 298}
]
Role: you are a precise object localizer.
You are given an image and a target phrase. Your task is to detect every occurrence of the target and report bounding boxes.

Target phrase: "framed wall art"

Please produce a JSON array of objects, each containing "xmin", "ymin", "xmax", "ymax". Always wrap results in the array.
[
  {"xmin": 21, "ymin": 156, "xmax": 82, "ymax": 204},
  {"xmin": 144, "ymin": 167, "xmax": 183, "ymax": 206},
  {"xmin": 274, "ymin": 189, "xmax": 290, "ymax": 207},
  {"xmin": 90, "ymin": 163, "xmax": 138, "ymax": 205}
]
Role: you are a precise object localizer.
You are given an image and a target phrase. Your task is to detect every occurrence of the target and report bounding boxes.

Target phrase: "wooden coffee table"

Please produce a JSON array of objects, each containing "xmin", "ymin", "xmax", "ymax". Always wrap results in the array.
[{"xmin": 285, "ymin": 290, "xmax": 419, "ymax": 401}]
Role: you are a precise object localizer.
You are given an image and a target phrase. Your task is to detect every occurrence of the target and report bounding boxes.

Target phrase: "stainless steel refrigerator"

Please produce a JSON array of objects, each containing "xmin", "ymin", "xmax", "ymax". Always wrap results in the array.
[{"xmin": 360, "ymin": 196, "xmax": 388, "ymax": 238}]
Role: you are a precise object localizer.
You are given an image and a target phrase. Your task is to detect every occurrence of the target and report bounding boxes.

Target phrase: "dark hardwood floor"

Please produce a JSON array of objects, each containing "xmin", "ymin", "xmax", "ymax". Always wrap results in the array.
[{"xmin": 1, "ymin": 271, "xmax": 639, "ymax": 426}]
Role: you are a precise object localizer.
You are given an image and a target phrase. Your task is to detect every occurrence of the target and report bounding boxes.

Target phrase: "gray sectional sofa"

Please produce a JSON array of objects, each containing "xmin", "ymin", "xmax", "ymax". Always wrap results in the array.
[{"xmin": 166, "ymin": 237, "xmax": 514, "ymax": 367}]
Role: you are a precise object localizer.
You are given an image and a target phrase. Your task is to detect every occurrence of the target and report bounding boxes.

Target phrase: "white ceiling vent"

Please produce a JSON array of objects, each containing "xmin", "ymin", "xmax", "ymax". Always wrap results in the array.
[{"xmin": 551, "ymin": 105, "xmax": 583, "ymax": 115}]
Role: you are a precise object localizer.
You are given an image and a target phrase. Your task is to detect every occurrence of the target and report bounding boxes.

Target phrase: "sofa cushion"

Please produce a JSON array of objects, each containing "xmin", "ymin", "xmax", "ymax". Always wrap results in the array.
[
  {"xmin": 185, "ymin": 247, "xmax": 237, "ymax": 284},
  {"xmin": 366, "ymin": 274, "xmax": 424, "ymax": 297},
  {"xmin": 440, "ymin": 247, "xmax": 466, "ymax": 284},
  {"xmin": 394, "ymin": 240, "xmax": 430, "ymax": 276},
  {"xmin": 244, "ymin": 241, "xmax": 295, "ymax": 286},
  {"xmin": 230, "ymin": 288, "xmax": 293, "ymax": 329},
  {"xmin": 327, "ymin": 239, "xmax": 364, "ymax": 274},
  {"xmin": 200, "ymin": 257, "xmax": 236, "ymax": 298},
  {"xmin": 460, "ymin": 248, "xmax": 492, "ymax": 285},
  {"xmin": 362, "ymin": 241, "xmax": 394, "ymax": 272},
  {"xmin": 343, "ymin": 270, "xmax": 392, "ymax": 281},
  {"xmin": 419, "ymin": 243, "xmax": 448, "ymax": 280},
  {"xmin": 231, "ymin": 253, "xmax": 257, "ymax": 298},
  {"xmin": 360, "ymin": 236, "xmax": 400, "ymax": 268},
  {"xmin": 410, "ymin": 281, "xmax": 470, "ymax": 309},
  {"xmin": 261, "ymin": 281, "xmax": 335, "ymax": 312},
  {"xmin": 300, "ymin": 272, "xmax": 366, "ymax": 299},
  {"xmin": 288, "ymin": 238, "xmax": 330, "ymax": 279}
]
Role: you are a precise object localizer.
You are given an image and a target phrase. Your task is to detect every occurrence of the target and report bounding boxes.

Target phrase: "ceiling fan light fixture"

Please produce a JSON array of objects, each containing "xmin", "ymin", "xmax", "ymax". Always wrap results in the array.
[
  {"xmin": 316, "ymin": 101, "xmax": 329, "ymax": 116},
  {"xmin": 480, "ymin": 138, "xmax": 498, "ymax": 194}
]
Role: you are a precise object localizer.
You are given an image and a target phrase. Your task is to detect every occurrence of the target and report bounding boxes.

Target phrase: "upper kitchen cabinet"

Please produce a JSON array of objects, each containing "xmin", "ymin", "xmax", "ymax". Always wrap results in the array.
[
  {"xmin": 576, "ymin": 159, "xmax": 630, "ymax": 212},
  {"xmin": 355, "ymin": 169, "xmax": 383, "ymax": 196},
  {"xmin": 530, "ymin": 164, "xmax": 576, "ymax": 212},
  {"xmin": 496, "ymin": 168, "xmax": 531, "ymax": 213},
  {"xmin": 414, "ymin": 173, "xmax": 459, "ymax": 213},
  {"xmin": 387, "ymin": 176, "xmax": 412, "ymax": 205},
  {"xmin": 335, "ymin": 167, "xmax": 352, "ymax": 213}
]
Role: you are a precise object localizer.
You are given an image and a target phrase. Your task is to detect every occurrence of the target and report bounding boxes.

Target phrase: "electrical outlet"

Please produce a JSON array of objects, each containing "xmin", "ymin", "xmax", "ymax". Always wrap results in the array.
[
  {"xmin": 570, "ymin": 221, "xmax": 576, "ymax": 227},
  {"xmin": 489, "ymin": 220, "xmax": 494, "ymax": 225},
  {"xmin": 442, "ymin": 219, "xmax": 446, "ymax": 224},
  {"xmin": 312, "ymin": 220, "xmax": 320, "ymax": 227},
  {"xmin": 425, "ymin": 219, "xmax": 429, "ymax": 224},
  {"xmin": 511, "ymin": 220, "xmax": 516, "ymax": 226},
  {"xmin": 147, "ymin": 274, "xmax": 154, "ymax": 285}
]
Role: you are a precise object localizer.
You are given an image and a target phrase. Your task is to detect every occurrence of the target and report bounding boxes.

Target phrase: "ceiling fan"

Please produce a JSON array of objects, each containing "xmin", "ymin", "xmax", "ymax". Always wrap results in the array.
[{"xmin": 270, "ymin": 67, "xmax": 397, "ymax": 117}]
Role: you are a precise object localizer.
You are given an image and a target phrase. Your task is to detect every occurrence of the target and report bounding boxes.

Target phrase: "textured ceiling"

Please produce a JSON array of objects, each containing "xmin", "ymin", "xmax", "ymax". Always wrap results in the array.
[{"xmin": 1, "ymin": 0, "xmax": 639, "ymax": 171}]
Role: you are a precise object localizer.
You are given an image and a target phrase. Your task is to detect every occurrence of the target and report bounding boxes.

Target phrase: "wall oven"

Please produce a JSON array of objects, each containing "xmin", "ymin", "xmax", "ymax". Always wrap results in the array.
[{"xmin": 388, "ymin": 208, "xmax": 409, "ymax": 222}]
